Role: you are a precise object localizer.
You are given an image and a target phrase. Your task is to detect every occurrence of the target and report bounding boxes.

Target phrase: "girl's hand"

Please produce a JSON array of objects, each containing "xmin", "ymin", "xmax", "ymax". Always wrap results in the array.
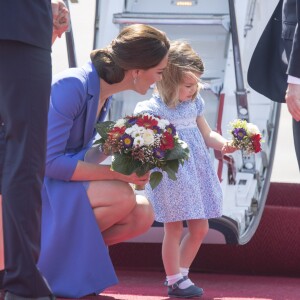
[{"xmin": 221, "ymin": 141, "xmax": 237, "ymax": 154}]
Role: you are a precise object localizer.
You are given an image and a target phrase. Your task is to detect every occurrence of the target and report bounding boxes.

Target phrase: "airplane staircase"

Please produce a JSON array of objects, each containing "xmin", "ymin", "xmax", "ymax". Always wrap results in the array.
[{"xmin": 193, "ymin": 182, "xmax": 300, "ymax": 277}]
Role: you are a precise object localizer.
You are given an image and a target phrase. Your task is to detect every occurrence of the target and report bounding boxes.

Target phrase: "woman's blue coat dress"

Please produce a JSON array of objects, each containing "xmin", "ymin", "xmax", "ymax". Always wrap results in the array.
[{"xmin": 37, "ymin": 62, "xmax": 118, "ymax": 298}]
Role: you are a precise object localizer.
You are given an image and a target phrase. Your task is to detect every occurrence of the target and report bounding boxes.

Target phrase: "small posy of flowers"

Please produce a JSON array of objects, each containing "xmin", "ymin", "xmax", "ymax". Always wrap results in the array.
[
  {"xmin": 229, "ymin": 119, "xmax": 263, "ymax": 154},
  {"xmin": 94, "ymin": 113, "xmax": 190, "ymax": 189}
]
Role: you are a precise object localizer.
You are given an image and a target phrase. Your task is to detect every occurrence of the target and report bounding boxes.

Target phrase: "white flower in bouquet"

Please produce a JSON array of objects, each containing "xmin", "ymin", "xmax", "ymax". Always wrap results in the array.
[
  {"xmin": 157, "ymin": 118, "xmax": 170, "ymax": 129},
  {"xmin": 115, "ymin": 118, "xmax": 126, "ymax": 128},
  {"xmin": 143, "ymin": 129, "xmax": 155, "ymax": 145},
  {"xmin": 247, "ymin": 123, "xmax": 260, "ymax": 135},
  {"xmin": 133, "ymin": 136, "xmax": 144, "ymax": 147}
]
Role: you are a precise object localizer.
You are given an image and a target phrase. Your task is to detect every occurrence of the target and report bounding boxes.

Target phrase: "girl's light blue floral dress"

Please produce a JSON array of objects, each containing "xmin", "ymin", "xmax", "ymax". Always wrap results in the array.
[{"xmin": 134, "ymin": 94, "xmax": 223, "ymax": 223}]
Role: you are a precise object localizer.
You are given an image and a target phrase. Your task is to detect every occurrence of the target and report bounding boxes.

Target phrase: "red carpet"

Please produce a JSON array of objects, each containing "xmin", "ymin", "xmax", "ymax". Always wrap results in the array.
[
  {"xmin": 105, "ymin": 270, "xmax": 300, "ymax": 300},
  {"xmin": 98, "ymin": 182, "xmax": 300, "ymax": 299},
  {"xmin": 59, "ymin": 270, "xmax": 300, "ymax": 300},
  {"xmin": 109, "ymin": 182, "xmax": 300, "ymax": 277}
]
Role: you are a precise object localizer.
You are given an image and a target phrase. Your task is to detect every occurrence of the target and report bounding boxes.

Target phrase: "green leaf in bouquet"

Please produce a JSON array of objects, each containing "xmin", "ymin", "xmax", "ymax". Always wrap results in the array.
[
  {"xmin": 179, "ymin": 157, "xmax": 186, "ymax": 166},
  {"xmin": 166, "ymin": 140, "xmax": 190, "ymax": 161},
  {"xmin": 95, "ymin": 121, "xmax": 115, "ymax": 139},
  {"xmin": 166, "ymin": 159, "xmax": 180, "ymax": 173},
  {"xmin": 162, "ymin": 160, "xmax": 179, "ymax": 181},
  {"xmin": 150, "ymin": 171, "xmax": 163, "ymax": 190},
  {"xmin": 111, "ymin": 154, "xmax": 138, "ymax": 175},
  {"xmin": 93, "ymin": 137, "xmax": 106, "ymax": 146},
  {"xmin": 135, "ymin": 163, "xmax": 153, "ymax": 177}
]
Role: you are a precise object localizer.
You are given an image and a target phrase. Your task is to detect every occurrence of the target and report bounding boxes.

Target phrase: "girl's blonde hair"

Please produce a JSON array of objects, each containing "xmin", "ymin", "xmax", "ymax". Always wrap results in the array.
[
  {"xmin": 90, "ymin": 24, "xmax": 170, "ymax": 84},
  {"xmin": 156, "ymin": 40, "xmax": 204, "ymax": 107}
]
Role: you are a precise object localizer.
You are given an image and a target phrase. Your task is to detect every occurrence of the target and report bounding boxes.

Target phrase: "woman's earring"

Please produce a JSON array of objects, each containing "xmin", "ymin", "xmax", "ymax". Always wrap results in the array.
[{"xmin": 133, "ymin": 77, "xmax": 137, "ymax": 85}]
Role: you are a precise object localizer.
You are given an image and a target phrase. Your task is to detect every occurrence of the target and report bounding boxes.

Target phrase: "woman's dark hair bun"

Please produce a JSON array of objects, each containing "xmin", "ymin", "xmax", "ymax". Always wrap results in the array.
[{"xmin": 90, "ymin": 48, "xmax": 125, "ymax": 84}]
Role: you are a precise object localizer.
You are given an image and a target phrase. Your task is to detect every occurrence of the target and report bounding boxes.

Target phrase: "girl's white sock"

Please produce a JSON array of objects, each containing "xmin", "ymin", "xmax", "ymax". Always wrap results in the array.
[
  {"xmin": 180, "ymin": 267, "xmax": 189, "ymax": 277},
  {"xmin": 166, "ymin": 272, "xmax": 193, "ymax": 289},
  {"xmin": 179, "ymin": 267, "xmax": 194, "ymax": 288},
  {"xmin": 166, "ymin": 273, "xmax": 183, "ymax": 286},
  {"xmin": 178, "ymin": 278, "xmax": 194, "ymax": 289}
]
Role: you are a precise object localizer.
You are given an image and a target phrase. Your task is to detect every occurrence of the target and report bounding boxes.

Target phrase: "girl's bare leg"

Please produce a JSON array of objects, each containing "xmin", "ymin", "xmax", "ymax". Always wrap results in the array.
[
  {"xmin": 162, "ymin": 221, "xmax": 183, "ymax": 275},
  {"xmin": 179, "ymin": 219, "xmax": 209, "ymax": 268}
]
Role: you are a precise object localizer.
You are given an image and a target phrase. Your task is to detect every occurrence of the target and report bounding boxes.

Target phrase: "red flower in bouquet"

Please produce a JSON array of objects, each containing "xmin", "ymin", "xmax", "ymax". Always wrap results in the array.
[
  {"xmin": 251, "ymin": 134, "xmax": 262, "ymax": 153},
  {"xmin": 108, "ymin": 126, "xmax": 126, "ymax": 140},
  {"xmin": 136, "ymin": 114, "xmax": 158, "ymax": 129},
  {"xmin": 161, "ymin": 132, "xmax": 175, "ymax": 150}
]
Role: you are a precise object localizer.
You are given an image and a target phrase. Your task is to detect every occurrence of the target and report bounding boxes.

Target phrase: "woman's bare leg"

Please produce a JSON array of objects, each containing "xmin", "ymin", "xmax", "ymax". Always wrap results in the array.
[
  {"xmin": 102, "ymin": 195, "xmax": 154, "ymax": 245},
  {"xmin": 87, "ymin": 180, "xmax": 154, "ymax": 245},
  {"xmin": 88, "ymin": 180, "xmax": 136, "ymax": 231}
]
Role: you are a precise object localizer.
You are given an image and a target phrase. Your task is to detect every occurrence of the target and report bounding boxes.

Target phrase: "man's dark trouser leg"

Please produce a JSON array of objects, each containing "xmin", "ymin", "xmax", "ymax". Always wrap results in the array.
[{"xmin": 0, "ymin": 40, "xmax": 52, "ymax": 297}]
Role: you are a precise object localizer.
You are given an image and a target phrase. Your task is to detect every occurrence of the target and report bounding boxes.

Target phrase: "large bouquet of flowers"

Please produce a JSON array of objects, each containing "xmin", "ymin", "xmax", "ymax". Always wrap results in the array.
[
  {"xmin": 94, "ymin": 113, "xmax": 190, "ymax": 189},
  {"xmin": 229, "ymin": 119, "xmax": 262, "ymax": 154}
]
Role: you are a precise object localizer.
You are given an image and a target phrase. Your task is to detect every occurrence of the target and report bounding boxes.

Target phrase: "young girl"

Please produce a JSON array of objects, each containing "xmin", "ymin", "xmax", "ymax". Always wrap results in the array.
[{"xmin": 134, "ymin": 41, "xmax": 236, "ymax": 298}]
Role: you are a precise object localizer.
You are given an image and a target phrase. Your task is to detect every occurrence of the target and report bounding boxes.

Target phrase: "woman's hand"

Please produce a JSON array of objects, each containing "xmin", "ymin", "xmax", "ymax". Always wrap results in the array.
[
  {"xmin": 221, "ymin": 141, "xmax": 237, "ymax": 155},
  {"xmin": 116, "ymin": 171, "xmax": 150, "ymax": 185}
]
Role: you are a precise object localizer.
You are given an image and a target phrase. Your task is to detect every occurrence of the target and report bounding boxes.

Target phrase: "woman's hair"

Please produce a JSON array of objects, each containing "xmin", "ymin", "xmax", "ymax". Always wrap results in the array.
[
  {"xmin": 156, "ymin": 40, "xmax": 204, "ymax": 107},
  {"xmin": 90, "ymin": 24, "xmax": 170, "ymax": 84}
]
